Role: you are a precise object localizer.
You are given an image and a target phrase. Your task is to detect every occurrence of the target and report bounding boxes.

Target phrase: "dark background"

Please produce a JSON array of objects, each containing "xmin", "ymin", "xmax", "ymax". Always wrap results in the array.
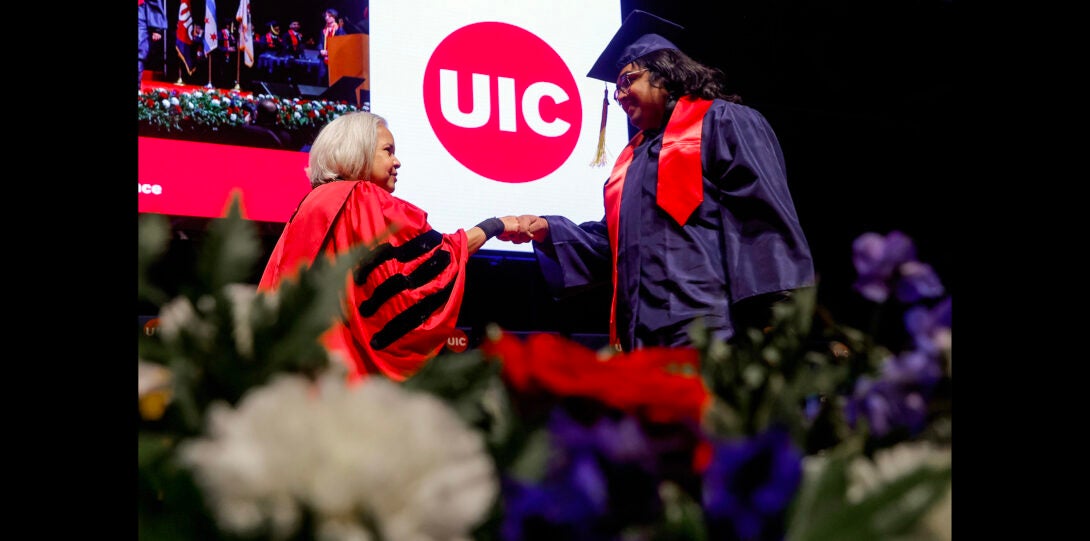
[{"xmin": 143, "ymin": 0, "xmax": 962, "ymax": 343}]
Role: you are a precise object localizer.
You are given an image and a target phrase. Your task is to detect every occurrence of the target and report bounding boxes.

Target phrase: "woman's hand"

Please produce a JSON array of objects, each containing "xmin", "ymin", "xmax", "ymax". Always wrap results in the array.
[{"xmin": 498, "ymin": 215, "xmax": 548, "ymax": 243}]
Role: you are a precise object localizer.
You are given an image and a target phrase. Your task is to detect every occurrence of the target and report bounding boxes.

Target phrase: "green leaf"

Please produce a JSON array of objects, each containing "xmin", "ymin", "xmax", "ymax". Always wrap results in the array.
[
  {"xmin": 503, "ymin": 426, "xmax": 551, "ymax": 482},
  {"xmin": 403, "ymin": 349, "xmax": 500, "ymax": 425},
  {"xmin": 138, "ymin": 213, "xmax": 172, "ymax": 306},
  {"xmin": 249, "ymin": 242, "xmax": 370, "ymax": 375},
  {"xmin": 195, "ymin": 193, "xmax": 263, "ymax": 293},
  {"xmin": 787, "ymin": 446, "xmax": 855, "ymax": 539},
  {"xmin": 137, "ymin": 432, "xmax": 178, "ymax": 469},
  {"xmin": 654, "ymin": 480, "xmax": 708, "ymax": 541}
]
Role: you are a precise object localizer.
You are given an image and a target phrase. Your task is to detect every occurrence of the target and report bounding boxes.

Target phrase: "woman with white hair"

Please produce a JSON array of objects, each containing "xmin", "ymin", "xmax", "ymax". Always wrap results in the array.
[{"xmin": 259, "ymin": 111, "xmax": 522, "ymax": 382}]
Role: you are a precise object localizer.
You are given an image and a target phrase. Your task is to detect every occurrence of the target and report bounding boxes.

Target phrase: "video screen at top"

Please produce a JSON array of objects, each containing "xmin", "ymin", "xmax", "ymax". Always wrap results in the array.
[{"xmin": 138, "ymin": 0, "xmax": 629, "ymax": 253}]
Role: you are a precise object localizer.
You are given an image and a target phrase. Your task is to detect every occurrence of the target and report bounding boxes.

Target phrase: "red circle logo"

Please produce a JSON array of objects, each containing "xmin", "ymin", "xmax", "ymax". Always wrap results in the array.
[
  {"xmin": 143, "ymin": 318, "xmax": 160, "ymax": 336},
  {"xmin": 446, "ymin": 328, "xmax": 470, "ymax": 353},
  {"xmin": 423, "ymin": 22, "xmax": 582, "ymax": 183}
]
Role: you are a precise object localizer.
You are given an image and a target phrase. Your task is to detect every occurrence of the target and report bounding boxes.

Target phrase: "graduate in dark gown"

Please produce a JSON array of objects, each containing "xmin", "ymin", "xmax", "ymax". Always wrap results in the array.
[
  {"xmin": 137, "ymin": 0, "xmax": 167, "ymax": 90},
  {"xmin": 498, "ymin": 10, "xmax": 815, "ymax": 352}
]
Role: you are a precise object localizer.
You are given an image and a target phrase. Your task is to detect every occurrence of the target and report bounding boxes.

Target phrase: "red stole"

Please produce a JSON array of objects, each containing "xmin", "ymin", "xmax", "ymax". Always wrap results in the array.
[
  {"xmin": 603, "ymin": 96, "xmax": 713, "ymax": 349},
  {"xmin": 321, "ymin": 23, "xmax": 339, "ymax": 63}
]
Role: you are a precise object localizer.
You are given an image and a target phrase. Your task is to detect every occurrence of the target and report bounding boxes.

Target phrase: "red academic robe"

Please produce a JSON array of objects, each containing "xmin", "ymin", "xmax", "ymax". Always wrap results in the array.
[{"xmin": 258, "ymin": 180, "xmax": 469, "ymax": 383}]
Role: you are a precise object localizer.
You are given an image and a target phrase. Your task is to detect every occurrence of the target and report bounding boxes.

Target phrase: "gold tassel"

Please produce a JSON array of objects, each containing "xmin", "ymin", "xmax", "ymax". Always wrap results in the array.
[{"xmin": 590, "ymin": 84, "xmax": 609, "ymax": 167}]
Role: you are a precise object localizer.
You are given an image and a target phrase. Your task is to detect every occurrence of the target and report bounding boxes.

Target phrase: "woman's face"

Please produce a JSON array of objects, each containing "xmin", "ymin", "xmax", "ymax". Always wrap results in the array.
[
  {"xmin": 613, "ymin": 62, "xmax": 669, "ymax": 131},
  {"xmin": 369, "ymin": 125, "xmax": 400, "ymax": 193}
]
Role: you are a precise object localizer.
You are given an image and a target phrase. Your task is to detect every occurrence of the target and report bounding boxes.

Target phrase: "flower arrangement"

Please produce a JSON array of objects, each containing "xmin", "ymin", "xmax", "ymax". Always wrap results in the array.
[
  {"xmin": 138, "ymin": 196, "xmax": 951, "ymax": 541},
  {"xmin": 137, "ymin": 87, "xmax": 366, "ymax": 135}
]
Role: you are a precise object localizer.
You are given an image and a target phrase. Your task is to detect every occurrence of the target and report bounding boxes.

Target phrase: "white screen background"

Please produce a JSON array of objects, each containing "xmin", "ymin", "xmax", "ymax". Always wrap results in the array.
[{"xmin": 369, "ymin": 0, "xmax": 631, "ymax": 252}]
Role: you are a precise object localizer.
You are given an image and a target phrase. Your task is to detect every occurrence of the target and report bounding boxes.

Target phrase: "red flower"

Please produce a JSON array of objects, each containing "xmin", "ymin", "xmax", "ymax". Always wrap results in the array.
[{"xmin": 480, "ymin": 330, "xmax": 710, "ymax": 424}]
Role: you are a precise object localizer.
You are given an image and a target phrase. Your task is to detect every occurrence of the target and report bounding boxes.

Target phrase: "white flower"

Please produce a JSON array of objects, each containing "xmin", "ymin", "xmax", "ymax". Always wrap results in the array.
[
  {"xmin": 916, "ymin": 483, "xmax": 952, "ymax": 541},
  {"xmin": 847, "ymin": 441, "xmax": 951, "ymax": 540},
  {"xmin": 846, "ymin": 441, "xmax": 950, "ymax": 502},
  {"xmin": 138, "ymin": 360, "xmax": 172, "ymax": 398},
  {"xmin": 799, "ymin": 441, "xmax": 950, "ymax": 541},
  {"xmin": 157, "ymin": 296, "xmax": 214, "ymax": 344},
  {"xmin": 178, "ymin": 371, "xmax": 498, "ymax": 541}
]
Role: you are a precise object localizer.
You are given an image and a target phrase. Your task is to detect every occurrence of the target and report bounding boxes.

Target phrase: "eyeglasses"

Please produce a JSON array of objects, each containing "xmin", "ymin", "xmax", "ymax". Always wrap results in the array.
[{"xmin": 613, "ymin": 68, "xmax": 648, "ymax": 103}]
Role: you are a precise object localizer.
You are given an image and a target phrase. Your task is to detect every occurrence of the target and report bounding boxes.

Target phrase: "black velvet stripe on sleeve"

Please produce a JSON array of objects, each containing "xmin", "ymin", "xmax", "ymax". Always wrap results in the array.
[
  {"xmin": 354, "ymin": 230, "xmax": 443, "ymax": 285},
  {"xmin": 357, "ymin": 249, "xmax": 453, "ymax": 317},
  {"xmin": 369, "ymin": 278, "xmax": 457, "ymax": 351}
]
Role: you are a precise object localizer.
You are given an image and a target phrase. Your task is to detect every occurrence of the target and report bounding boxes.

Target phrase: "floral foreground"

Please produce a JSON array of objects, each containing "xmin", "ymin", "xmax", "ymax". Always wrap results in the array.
[{"xmin": 138, "ymin": 201, "xmax": 952, "ymax": 541}]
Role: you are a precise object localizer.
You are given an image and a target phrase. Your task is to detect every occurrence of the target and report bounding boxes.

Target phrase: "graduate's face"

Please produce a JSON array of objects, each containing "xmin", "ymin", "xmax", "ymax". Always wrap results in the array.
[
  {"xmin": 369, "ymin": 125, "xmax": 400, "ymax": 193},
  {"xmin": 614, "ymin": 62, "xmax": 669, "ymax": 131}
]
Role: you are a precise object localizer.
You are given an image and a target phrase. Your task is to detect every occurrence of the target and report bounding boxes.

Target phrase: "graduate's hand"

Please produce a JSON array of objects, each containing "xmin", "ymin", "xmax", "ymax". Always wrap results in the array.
[
  {"xmin": 500, "ymin": 216, "xmax": 531, "ymax": 241},
  {"xmin": 523, "ymin": 215, "xmax": 549, "ymax": 242},
  {"xmin": 505, "ymin": 215, "xmax": 549, "ymax": 243},
  {"xmin": 496, "ymin": 215, "xmax": 533, "ymax": 243},
  {"xmin": 525, "ymin": 215, "xmax": 548, "ymax": 242}
]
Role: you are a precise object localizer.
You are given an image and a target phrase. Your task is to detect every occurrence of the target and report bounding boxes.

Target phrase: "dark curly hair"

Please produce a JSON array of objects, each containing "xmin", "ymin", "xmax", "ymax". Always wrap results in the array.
[{"xmin": 635, "ymin": 49, "xmax": 742, "ymax": 104}]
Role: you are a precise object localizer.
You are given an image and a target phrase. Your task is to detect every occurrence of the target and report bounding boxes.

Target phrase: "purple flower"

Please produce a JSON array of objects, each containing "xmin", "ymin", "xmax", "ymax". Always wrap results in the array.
[
  {"xmin": 905, "ymin": 297, "xmax": 952, "ymax": 355},
  {"xmin": 844, "ymin": 351, "xmax": 938, "ymax": 439},
  {"xmin": 894, "ymin": 261, "xmax": 945, "ymax": 303},
  {"xmin": 501, "ymin": 408, "xmax": 680, "ymax": 540},
  {"xmin": 542, "ymin": 410, "xmax": 614, "ymax": 511},
  {"xmin": 803, "ymin": 395, "xmax": 823, "ymax": 423},
  {"xmin": 852, "ymin": 231, "xmax": 917, "ymax": 302},
  {"xmin": 852, "ymin": 231, "xmax": 946, "ymax": 305},
  {"xmin": 702, "ymin": 426, "xmax": 803, "ymax": 541},
  {"xmin": 499, "ymin": 413, "xmax": 609, "ymax": 541},
  {"xmin": 882, "ymin": 350, "xmax": 944, "ymax": 391},
  {"xmin": 591, "ymin": 415, "xmax": 660, "ymax": 471},
  {"xmin": 500, "ymin": 472, "xmax": 605, "ymax": 541}
]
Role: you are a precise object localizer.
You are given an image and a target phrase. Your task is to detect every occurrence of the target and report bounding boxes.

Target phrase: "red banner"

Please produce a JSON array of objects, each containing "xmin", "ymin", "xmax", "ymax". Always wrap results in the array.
[{"xmin": 138, "ymin": 136, "xmax": 311, "ymax": 223}]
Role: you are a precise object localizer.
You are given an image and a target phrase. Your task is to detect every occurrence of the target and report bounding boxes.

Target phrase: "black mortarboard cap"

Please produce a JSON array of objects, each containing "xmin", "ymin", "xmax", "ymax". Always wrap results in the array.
[{"xmin": 586, "ymin": 10, "xmax": 686, "ymax": 82}]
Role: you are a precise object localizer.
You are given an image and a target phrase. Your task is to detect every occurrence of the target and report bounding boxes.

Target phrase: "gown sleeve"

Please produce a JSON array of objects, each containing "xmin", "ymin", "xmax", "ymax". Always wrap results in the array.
[
  {"xmin": 531, "ymin": 215, "xmax": 613, "ymax": 299},
  {"xmin": 702, "ymin": 103, "xmax": 815, "ymax": 302}
]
